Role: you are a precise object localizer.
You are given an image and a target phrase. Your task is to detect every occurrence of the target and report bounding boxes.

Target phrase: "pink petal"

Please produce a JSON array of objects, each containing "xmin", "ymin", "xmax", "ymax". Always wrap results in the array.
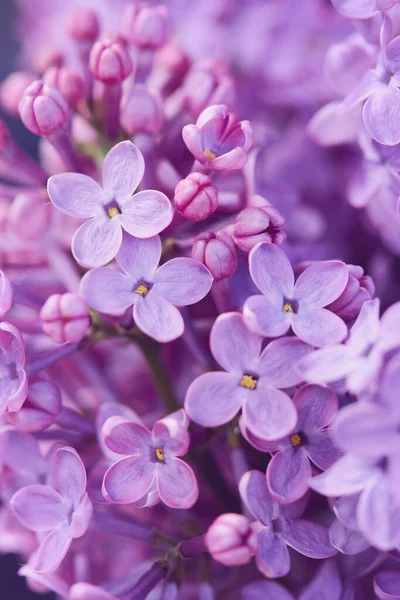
[
  {"xmin": 72, "ymin": 217, "xmax": 123, "ymax": 268},
  {"xmin": 210, "ymin": 312, "xmax": 262, "ymax": 373},
  {"xmin": 248, "ymin": 243, "xmax": 294, "ymax": 298},
  {"xmin": 133, "ymin": 291, "xmax": 184, "ymax": 342},
  {"xmin": 102, "ymin": 417, "xmax": 152, "ymax": 456},
  {"xmin": 243, "ymin": 294, "xmax": 291, "ymax": 338},
  {"xmin": 295, "ymin": 384, "xmax": 338, "ymax": 434},
  {"xmin": 267, "ymin": 448, "xmax": 311, "ymax": 505},
  {"xmin": 363, "ymin": 87, "xmax": 400, "ymax": 146},
  {"xmin": 11, "ymin": 485, "xmax": 65, "ymax": 531},
  {"xmin": 256, "ymin": 337, "xmax": 312, "ymax": 387},
  {"xmin": 292, "ymin": 309, "xmax": 347, "ymax": 348},
  {"xmin": 116, "ymin": 233, "xmax": 161, "ymax": 281},
  {"xmin": 294, "ymin": 262, "xmax": 348, "ymax": 308},
  {"xmin": 210, "ymin": 147, "xmax": 248, "ymax": 171},
  {"xmin": 0, "ymin": 370, "xmax": 28, "ymax": 414},
  {"xmin": 102, "ymin": 455, "xmax": 155, "ymax": 504},
  {"xmin": 33, "ymin": 526, "xmax": 71, "ymax": 573},
  {"xmin": 242, "ymin": 385, "xmax": 297, "ymax": 441},
  {"xmin": 331, "ymin": 0, "xmax": 377, "ymax": 18},
  {"xmin": 80, "ymin": 267, "xmax": 135, "ymax": 316},
  {"xmin": 102, "ymin": 141, "xmax": 144, "ymax": 197},
  {"xmin": 282, "ymin": 519, "xmax": 336, "ymax": 559},
  {"xmin": 154, "ymin": 257, "xmax": 213, "ymax": 306},
  {"xmin": 157, "ymin": 457, "xmax": 198, "ymax": 509},
  {"xmin": 50, "ymin": 447, "xmax": 87, "ymax": 506},
  {"xmin": 255, "ymin": 528, "xmax": 291, "ymax": 578},
  {"xmin": 182, "ymin": 124, "xmax": 204, "ymax": 162},
  {"xmin": 0, "ymin": 322, "xmax": 26, "ymax": 369},
  {"xmin": 47, "ymin": 173, "xmax": 103, "ymax": 218},
  {"xmin": 239, "ymin": 470, "xmax": 275, "ymax": 524},
  {"xmin": 119, "ymin": 190, "xmax": 173, "ymax": 237},
  {"xmin": 152, "ymin": 410, "xmax": 190, "ymax": 456},
  {"xmin": 185, "ymin": 372, "xmax": 243, "ymax": 427}
]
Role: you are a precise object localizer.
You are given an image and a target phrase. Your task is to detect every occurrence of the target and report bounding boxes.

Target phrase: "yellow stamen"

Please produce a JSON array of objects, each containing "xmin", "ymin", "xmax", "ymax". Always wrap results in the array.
[
  {"xmin": 134, "ymin": 284, "xmax": 149, "ymax": 297},
  {"xmin": 283, "ymin": 303, "xmax": 294, "ymax": 313},
  {"xmin": 240, "ymin": 374, "xmax": 258, "ymax": 390},
  {"xmin": 290, "ymin": 433, "xmax": 302, "ymax": 447},
  {"xmin": 155, "ymin": 447, "xmax": 164, "ymax": 462},
  {"xmin": 107, "ymin": 207, "xmax": 120, "ymax": 219},
  {"xmin": 203, "ymin": 149, "xmax": 217, "ymax": 160}
]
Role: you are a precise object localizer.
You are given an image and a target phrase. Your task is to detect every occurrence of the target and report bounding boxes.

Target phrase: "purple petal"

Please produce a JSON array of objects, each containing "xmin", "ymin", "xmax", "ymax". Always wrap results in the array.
[
  {"xmin": 255, "ymin": 528, "xmax": 291, "ymax": 579},
  {"xmin": 102, "ymin": 455, "xmax": 155, "ymax": 504},
  {"xmin": 47, "ymin": 173, "xmax": 103, "ymax": 218},
  {"xmin": 381, "ymin": 354, "xmax": 400, "ymax": 411},
  {"xmin": 306, "ymin": 431, "xmax": 342, "ymax": 471},
  {"xmin": 185, "ymin": 372, "xmax": 243, "ymax": 427},
  {"xmin": 248, "ymin": 243, "xmax": 294, "ymax": 298},
  {"xmin": 70, "ymin": 583, "xmax": 116, "ymax": 600},
  {"xmin": 102, "ymin": 141, "xmax": 144, "ymax": 197},
  {"xmin": 152, "ymin": 410, "xmax": 190, "ymax": 456},
  {"xmin": 308, "ymin": 100, "xmax": 362, "ymax": 146},
  {"xmin": 386, "ymin": 36, "xmax": 400, "ymax": 74},
  {"xmin": 33, "ymin": 526, "xmax": 71, "ymax": 573},
  {"xmin": 348, "ymin": 298, "xmax": 380, "ymax": 352},
  {"xmin": 0, "ymin": 428, "xmax": 43, "ymax": 476},
  {"xmin": 242, "ymin": 385, "xmax": 297, "ymax": 441},
  {"xmin": 331, "ymin": 0, "xmax": 377, "ymax": 18},
  {"xmin": 80, "ymin": 268, "xmax": 134, "ymax": 316},
  {"xmin": 294, "ymin": 262, "xmax": 348, "ymax": 308},
  {"xmin": 50, "ymin": 447, "xmax": 87, "ymax": 506},
  {"xmin": 157, "ymin": 457, "xmax": 198, "ymax": 509},
  {"xmin": 358, "ymin": 477, "xmax": 400, "ymax": 550},
  {"xmin": 116, "ymin": 233, "xmax": 161, "ymax": 281},
  {"xmin": 374, "ymin": 571, "xmax": 400, "ymax": 600},
  {"xmin": 119, "ymin": 190, "xmax": 173, "ymax": 237},
  {"xmin": 72, "ymin": 217, "xmax": 123, "ymax": 268},
  {"xmin": 239, "ymin": 470, "xmax": 275, "ymax": 524},
  {"xmin": 0, "ymin": 322, "xmax": 25, "ymax": 368},
  {"xmin": 329, "ymin": 519, "xmax": 369, "ymax": 555},
  {"xmin": 334, "ymin": 494, "xmax": 361, "ymax": 529},
  {"xmin": 182, "ymin": 124, "xmax": 204, "ymax": 162},
  {"xmin": 296, "ymin": 345, "xmax": 354, "ymax": 383},
  {"xmin": 154, "ymin": 257, "xmax": 213, "ymax": 306},
  {"xmin": 380, "ymin": 301, "xmax": 400, "ymax": 352},
  {"xmin": 11, "ymin": 485, "xmax": 65, "ymax": 531},
  {"xmin": 210, "ymin": 147, "xmax": 248, "ymax": 171},
  {"xmin": 310, "ymin": 454, "xmax": 377, "ymax": 497},
  {"xmin": 267, "ymin": 448, "xmax": 311, "ymax": 504},
  {"xmin": 298, "ymin": 560, "xmax": 342, "ymax": 600},
  {"xmin": 243, "ymin": 294, "xmax": 291, "ymax": 338},
  {"xmin": 210, "ymin": 312, "xmax": 262, "ymax": 373},
  {"xmin": 257, "ymin": 337, "xmax": 312, "ymax": 387},
  {"xmin": 102, "ymin": 417, "xmax": 152, "ymax": 456},
  {"xmin": 242, "ymin": 581, "xmax": 295, "ymax": 600},
  {"xmin": 0, "ymin": 370, "xmax": 27, "ymax": 414},
  {"xmin": 282, "ymin": 519, "xmax": 336, "ymax": 558},
  {"xmin": 295, "ymin": 384, "xmax": 338, "ymax": 434},
  {"xmin": 363, "ymin": 87, "xmax": 400, "ymax": 146},
  {"xmin": 292, "ymin": 309, "xmax": 347, "ymax": 348},
  {"xmin": 133, "ymin": 291, "xmax": 184, "ymax": 342}
]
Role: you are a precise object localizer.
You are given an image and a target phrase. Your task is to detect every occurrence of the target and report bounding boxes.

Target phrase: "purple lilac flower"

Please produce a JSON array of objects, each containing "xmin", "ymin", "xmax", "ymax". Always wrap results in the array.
[
  {"xmin": 11, "ymin": 446, "xmax": 93, "ymax": 573},
  {"xmin": 243, "ymin": 243, "xmax": 348, "ymax": 348},
  {"xmin": 102, "ymin": 409, "xmax": 199, "ymax": 509},
  {"xmin": 185, "ymin": 312, "xmax": 311, "ymax": 441},
  {"xmin": 81, "ymin": 233, "xmax": 212, "ymax": 343},
  {"xmin": 239, "ymin": 470, "xmax": 336, "ymax": 578},
  {"xmin": 47, "ymin": 141, "xmax": 173, "ymax": 267}
]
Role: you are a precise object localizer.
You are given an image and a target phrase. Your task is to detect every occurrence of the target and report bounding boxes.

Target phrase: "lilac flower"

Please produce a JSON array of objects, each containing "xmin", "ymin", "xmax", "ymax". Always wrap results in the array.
[
  {"xmin": 47, "ymin": 141, "xmax": 173, "ymax": 267},
  {"xmin": 266, "ymin": 384, "xmax": 341, "ymax": 504},
  {"xmin": 243, "ymin": 243, "xmax": 348, "ymax": 348},
  {"xmin": 102, "ymin": 409, "xmax": 199, "ymax": 509},
  {"xmin": 297, "ymin": 298, "xmax": 400, "ymax": 394},
  {"xmin": 11, "ymin": 446, "xmax": 93, "ymax": 573},
  {"xmin": 185, "ymin": 312, "xmax": 311, "ymax": 441},
  {"xmin": 239, "ymin": 470, "xmax": 336, "ymax": 578},
  {"xmin": 81, "ymin": 234, "xmax": 213, "ymax": 343},
  {"xmin": 0, "ymin": 322, "xmax": 27, "ymax": 415},
  {"xmin": 182, "ymin": 104, "xmax": 253, "ymax": 171}
]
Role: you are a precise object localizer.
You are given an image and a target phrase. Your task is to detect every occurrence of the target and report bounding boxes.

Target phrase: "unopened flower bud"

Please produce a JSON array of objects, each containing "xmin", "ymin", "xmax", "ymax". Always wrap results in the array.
[
  {"xmin": 0, "ymin": 72, "xmax": 36, "ymax": 117},
  {"xmin": 42, "ymin": 67, "xmax": 85, "ymax": 108},
  {"xmin": 175, "ymin": 173, "xmax": 218, "ymax": 221},
  {"xmin": 192, "ymin": 230, "xmax": 237, "ymax": 280},
  {"xmin": 183, "ymin": 59, "xmax": 235, "ymax": 117},
  {"xmin": 90, "ymin": 34, "xmax": 133, "ymax": 85},
  {"xmin": 326, "ymin": 265, "xmax": 375, "ymax": 322},
  {"xmin": 40, "ymin": 293, "xmax": 91, "ymax": 344},
  {"xmin": 34, "ymin": 47, "xmax": 63, "ymax": 74},
  {"xmin": 67, "ymin": 8, "xmax": 100, "ymax": 42},
  {"xmin": 6, "ymin": 380, "xmax": 61, "ymax": 432},
  {"xmin": 233, "ymin": 205, "xmax": 285, "ymax": 252},
  {"xmin": 121, "ymin": 84, "xmax": 164, "ymax": 135},
  {"xmin": 0, "ymin": 271, "xmax": 12, "ymax": 317},
  {"xmin": 19, "ymin": 81, "xmax": 69, "ymax": 136},
  {"xmin": 124, "ymin": 4, "xmax": 170, "ymax": 50},
  {"xmin": 205, "ymin": 513, "xmax": 256, "ymax": 566}
]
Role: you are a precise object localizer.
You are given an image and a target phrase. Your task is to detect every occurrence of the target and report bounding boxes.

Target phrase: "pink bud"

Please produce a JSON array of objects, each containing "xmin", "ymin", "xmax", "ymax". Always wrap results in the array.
[
  {"xmin": 205, "ymin": 513, "xmax": 256, "ymax": 566},
  {"xmin": 121, "ymin": 84, "xmax": 164, "ymax": 135},
  {"xmin": 124, "ymin": 4, "xmax": 170, "ymax": 50},
  {"xmin": 233, "ymin": 205, "xmax": 286, "ymax": 252},
  {"xmin": 154, "ymin": 41, "xmax": 189, "ymax": 78},
  {"xmin": 0, "ymin": 72, "xmax": 36, "ymax": 117},
  {"xmin": 34, "ymin": 47, "xmax": 64, "ymax": 74},
  {"xmin": 192, "ymin": 230, "xmax": 237, "ymax": 280},
  {"xmin": 0, "ymin": 271, "xmax": 12, "ymax": 317},
  {"xmin": 90, "ymin": 34, "xmax": 133, "ymax": 85},
  {"xmin": 175, "ymin": 173, "xmax": 218, "ymax": 221},
  {"xmin": 40, "ymin": 293, "xmax": 91, "ymax": 344},
  {"xmin": 6, "ymin": 380, "xmax": 61, "ymax": 432},
  {"xmin": 42, "ymin": 67, "xmax": 85, "ymax": 108},
  {"xmin": 326, "ymin": 264, "xmax": 375, "ymax": 323},
  {"xmin": 19, "ymin": 81, "xmax": 69, "ymax": 136},
  {"xmin": 66, "ymin": 8, "xmax": 100, "ymax": 42}
]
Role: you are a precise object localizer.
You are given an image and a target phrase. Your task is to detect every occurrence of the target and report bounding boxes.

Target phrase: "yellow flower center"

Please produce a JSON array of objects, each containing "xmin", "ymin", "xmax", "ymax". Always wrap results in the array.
[
  {"xmin": 283, "ymin": 303, "xmax": 294, "ymax": 313},
  {"xmin": 290, "ymin": 433, "xmax": 302, "ymax": 447},
  {"xmin": 155, "ymin": 447, "xmax": 165, "ymax": 462},
  {"xmin": 203, "ymin": 149, "xmax": 217, "ymax": 160},
  {"xmin": 240, "ymin": 374, "xmax": 258, "ymax": 390},
  {"xmin": 107, "ymin": 207, "xmax": 120, "ymax": 219},
  {"xmin": 134, "ymin": 284, "xmax": 149, "ymax": 297}
]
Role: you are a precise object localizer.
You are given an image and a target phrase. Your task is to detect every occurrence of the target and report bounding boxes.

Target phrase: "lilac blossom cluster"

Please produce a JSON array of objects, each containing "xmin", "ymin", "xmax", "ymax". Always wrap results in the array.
[{"xmin": 0, "ymin": 0, "xmax": 399, "ymax": 599}]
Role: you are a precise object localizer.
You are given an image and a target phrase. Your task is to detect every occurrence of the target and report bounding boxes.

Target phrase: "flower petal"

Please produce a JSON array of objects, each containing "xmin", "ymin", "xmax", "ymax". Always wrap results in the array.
[
  {"xmin": 292, "ymin": 309, "xmax": 347, "ymax": 348},
  {"xmin": 239, "ymin": 470, "xmax": 275, "ymax": 524},
  {"xmin": 72, "ymin": 217, "xmax": 123, "ymax": 268},
  {"xmin": 102, "ymin": 141, "xmax": 144, "ymax": 197},
  {"xmin": 210, "ymin": 147, "xmax": 248, "ymax": 171},
  {"xmin": 296, "ymin": 345, "xmax": 354, "ymax": 383},
  {"xmin": 267, "ymin": 448, "xmax": 311, "ymax": 505},
  {"xmin": 242, "ymin": 385, "xmax": 297, "ymax": 441},
  {"xmin": 310, "ymin": 454, "xmax": 377, "ymax": 497},
  {"xmin": 248, "ymin": 242, "xmax": 294, "ymax": 298},
  {"xmin": 11, "ymin": 485, "xmax": 65, "ymax": 531},
  {"xmin": 80, "ymin": 267, "xmax": 134, "ymax": 316},
  {"xmin": 374, "ymin": 571, "xmax": 400, "ymax": 600},
  {"xmin": 243, "ymin": 294, "xmax": 291, "ymax": 338},
  {"xmin": 133, "ymin": 292, "xmax": 184, "ymax": 342},
  {"xmin": 358, "ymin": 477, "xmax": 400, "ymax": 550},
  {"xmin": 298, "ymin": 560, "xmax": 342, "ymax": 600},
  {"xmin": 33, "ymin": 526, "xmax": 71, "ymax": 573},
  {"xmin": 379, "ymin": 301, "xmax": 400, "ymax": 352},
  {"xmin": 210, "ymin": 312, "xmax": 262, "ymax": 373},
  {"xmin": 255, "ymin": 528, "xmax": 291, "ymax": 579},
  {"xmin": 119, "ymin": 190, "xmax": 173, "ymax": 237},
  {"xmin": 282, "ymin": 519, "xmax": 336, "ymax": 558},
  {"xmin": 102, "ymin": 455, "xmax": 155, "ymax": 504},
  {"xmin": 70, "ymin": 583, "xmax": 116, "ymax": 600},
  {"xmin": 185, "ymin": 372, "xmax": 243, "ymax": 427},
  {"xmin": 47, "ymin": 173, "xmax": 103, "ymax": 218},
  {"xmin": 295, "ymin": 384, "xmax": 338, "ymax": 434},
  {"xmin": 242, "ymin": 581, "xmax": 295, "ymax": 600},
  {"xmin": 157, "ymin": 457, "xmax": 198, "ymax": 509},
  {"xmin": 305, "ymin": 431, "xmax": 342, "ymax": 471},
  {"xmin": 329, "ymin": 519, "xmax": 369, "ymax": 555},
  {"xmin": 294, "ymin": 262, "xmax": 348, "ymax": 308},
  {"xmin": 50, "ymin": 447, "xmax": 87, "ymax": 506},
  {"xmin": 363, "ymin": 86, "xmax": 400, "ymax": 146},
  {"xmin": 182, "ymin": 124, "xmax": 204, "ymax": 162},
  {"xmin": 102, "ymin": 417, "xmax": 152, "ymax": 456},
  {"xmin": 116, "ymin": 233, "xmax": 161, "ymax": 281},
  {"xmin": 257, "ymin": 337, "xmax": 312, "ymax": 387},
  {"xmin": 0, "ymin": 428, "xmax": 43, "ymax": 476},
  {"xmin": 154, "ymin": 257, "xmax": 213, "ymax": 306}
]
